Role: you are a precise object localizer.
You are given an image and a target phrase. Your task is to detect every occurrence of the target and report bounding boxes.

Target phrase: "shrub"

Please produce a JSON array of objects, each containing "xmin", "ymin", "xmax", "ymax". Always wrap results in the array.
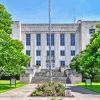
[
  {"xmin": 31, "ymin": 82, "xmax": 65, "ymax": 96},
  {"xmin": 51, "ymin": 97, "xmax": 63, "ymax": 100},
  {"xmin": 93, "ymin": 74, "xmax": 100, "ymax": 82}
]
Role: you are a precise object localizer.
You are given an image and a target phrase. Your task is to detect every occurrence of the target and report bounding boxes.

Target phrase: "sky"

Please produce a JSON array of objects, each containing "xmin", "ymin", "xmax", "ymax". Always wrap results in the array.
[{"xmin": 0, "ymin": 0, "xmax": 100, "ymax": 23}]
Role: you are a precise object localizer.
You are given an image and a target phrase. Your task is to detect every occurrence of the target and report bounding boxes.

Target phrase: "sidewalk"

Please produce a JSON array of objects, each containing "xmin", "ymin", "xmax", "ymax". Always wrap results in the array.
[
  {"xmin": 0, "ymin": 84, "xmax": 100, "ymax": 100},
  {"xmin": 69, "ymin": 86, "xmax": 100, "ymax": 100}
]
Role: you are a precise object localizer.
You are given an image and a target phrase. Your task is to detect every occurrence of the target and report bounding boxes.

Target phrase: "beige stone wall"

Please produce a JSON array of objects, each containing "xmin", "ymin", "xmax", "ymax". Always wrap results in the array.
[
  {"xmin": 11, "ymin": 21, "xmax": 100, "ymax": 69},
  {"xmin": 80, "ymin": 21, "xmax": 100, "ymax": 50},
  {"xmin": 11, "ymin": 21, "xmax": 21, "ymax": 41}
]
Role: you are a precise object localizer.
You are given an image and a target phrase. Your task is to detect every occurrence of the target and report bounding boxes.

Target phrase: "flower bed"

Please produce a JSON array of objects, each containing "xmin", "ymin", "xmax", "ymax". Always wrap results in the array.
[{"xmin": 31, "ymin": 82, "xmax": 65, "ymax": 96}]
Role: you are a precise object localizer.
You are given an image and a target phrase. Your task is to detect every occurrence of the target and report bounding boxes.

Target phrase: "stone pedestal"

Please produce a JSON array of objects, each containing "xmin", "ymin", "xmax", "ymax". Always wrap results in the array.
[
  {"xmin": 20, "ymin": 74, "xmax": 32, "ymax": 83},
  {"xmin": 65, "ymin": 90, "xmax": 72, "ymax": 97}
]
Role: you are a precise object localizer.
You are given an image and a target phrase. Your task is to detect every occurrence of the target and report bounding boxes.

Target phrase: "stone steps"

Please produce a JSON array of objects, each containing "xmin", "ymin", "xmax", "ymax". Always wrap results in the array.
[
  {"xmin": 35, "ymin": 71, "xmax": 64, "ymax": 77},
  {"xmin": 31, "ymin": 69, "xmax": 67, "ymax": 83},
  {"xmin": 31, "ymin": 76, "xmax": 67, "ymax": 83}
]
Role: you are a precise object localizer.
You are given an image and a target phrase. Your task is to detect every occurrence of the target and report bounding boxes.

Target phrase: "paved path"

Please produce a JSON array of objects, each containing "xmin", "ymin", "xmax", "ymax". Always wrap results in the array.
[
  {"xmin": 68, "ymin": 86, "xmax": 100, "ymax": 100},
  {"xmin": 0, "ymin": 84, "xmax": 100, "ymax": 100}
]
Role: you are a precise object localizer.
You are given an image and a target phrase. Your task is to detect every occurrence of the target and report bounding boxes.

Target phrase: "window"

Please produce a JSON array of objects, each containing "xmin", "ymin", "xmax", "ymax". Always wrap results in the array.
[
  {"xmin": 89, "ymin": 29, "xmax": 95, "ymax": 34},
  {"xmin": 60, "ymin": 33, "xmax": 65, "ymax": 46},
  {"xmin": 47, "ymin": 33, "xmax": 54, "ymax": 46},
  {"xmin": 36, "ymin": 50, "xmax": 41, "ymax": 56},
  {"xmin": 47, "ymin": 50, "xmax": 55, "ymax": 56},
  {"xmin": 47, "ymin": 51, "xmax": 50, "ymax": 56},
  {"xmin": 47, "ymin": 34, "xmax": 50, "ymax": 46},
  {"xmin": 51, "ymin": 50, "xmax": 55, "ymax": 56},
  {"xmin": 36, "ymin": 33, "xmax": 41, "ymax": 46},
  {"xmin": 60, "ymin": 61, "xmax": 65, "ymax": 66},
  {"xmin": 26, "ymin": 50, "xmax": 30, "ymax": 56},
  {"xmin": 71, "ymin": 50, "xmax": 75, "ymax": 56},
  {"xmin": 36, "ymin": 60, "xmax": 41, "ymax": 65},
  {"xmin": 51, "ymin": 34, "xmax": 54, "ymax": 46},
  {"xmin": 60, "ymin": 50, "xmax": 65, "ymax": 56},
  {"xmin": 71, "ymin": 33, "xmax": 75, "ymax": 46},
  {"xmin": 26, "ymin": 33, "xmax": 30, "ymax": 46}
]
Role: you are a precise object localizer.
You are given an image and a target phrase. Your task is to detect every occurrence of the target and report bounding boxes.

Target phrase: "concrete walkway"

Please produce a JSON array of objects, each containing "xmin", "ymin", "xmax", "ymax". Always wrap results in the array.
[
  {"xmin": 0, "ymin": 84, "xmax": 100, "ymax": 100},
  {"xmin": 69, "ymin": 86, "xmax": 100, "ymax": 100}
]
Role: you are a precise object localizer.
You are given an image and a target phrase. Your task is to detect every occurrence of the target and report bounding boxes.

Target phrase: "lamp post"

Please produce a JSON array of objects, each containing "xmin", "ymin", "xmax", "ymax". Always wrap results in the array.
[{"xmin": 48, "ymin": 0, "xmax": 52, "ymax": 83}]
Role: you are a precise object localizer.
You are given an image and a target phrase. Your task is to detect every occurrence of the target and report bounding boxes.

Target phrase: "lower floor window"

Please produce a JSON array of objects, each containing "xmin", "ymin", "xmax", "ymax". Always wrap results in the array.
[
  {"xmin": 71, "ymin": 50, "xmax": 75, "ymax": 56},
  {"xmin": 60, "ymin": 61, "xmax": 65, "ymax": 66},
  {"xmin": 36, "ymin": 60, "xmax": 41, "ymax": 66},
  {"xmin": 26, "ymin": 50, "xmax": 30, "ymax": 56}
]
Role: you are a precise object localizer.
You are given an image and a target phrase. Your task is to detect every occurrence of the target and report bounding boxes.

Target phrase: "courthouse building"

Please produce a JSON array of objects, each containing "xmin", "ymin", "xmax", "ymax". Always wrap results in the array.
[{"xmin": 11, "ymin": 20, "xmax": 100, "ymax": 69}]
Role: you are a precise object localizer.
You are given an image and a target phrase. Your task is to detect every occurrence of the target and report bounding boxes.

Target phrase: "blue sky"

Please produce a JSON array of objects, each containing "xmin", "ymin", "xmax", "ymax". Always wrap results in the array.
[{"xmin": 0, "ymin": 0, "xmax": 100, "ymax": 23}]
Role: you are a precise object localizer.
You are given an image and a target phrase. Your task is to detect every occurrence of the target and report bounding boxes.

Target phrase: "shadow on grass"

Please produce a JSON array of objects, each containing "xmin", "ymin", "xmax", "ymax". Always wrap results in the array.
[
  {"xmin": 0, "ymin": 85, "xmax": 15, "ymax": 93},
  {"xmin": 67, "ymin": 85, "xmax": 100, "ymax": 95},
  {"xmin": 0, "ymin": 85, "xmax": 13, "ymax": 89}
]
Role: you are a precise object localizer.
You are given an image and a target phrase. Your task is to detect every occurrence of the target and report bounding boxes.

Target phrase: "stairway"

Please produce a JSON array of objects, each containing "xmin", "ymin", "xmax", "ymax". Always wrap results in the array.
[{"xmin": 31, "ymin": 69, "xmax": 67, "ymax": 83}]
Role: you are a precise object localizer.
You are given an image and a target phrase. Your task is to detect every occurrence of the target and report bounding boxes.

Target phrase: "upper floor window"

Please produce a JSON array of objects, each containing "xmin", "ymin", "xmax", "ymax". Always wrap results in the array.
[
  {"xmin": 26, "ymin": 33, "xmax": 30, "ymax": 46},
  {"xmin": 36, "ymin": 50, "xmax": 41, "ymax": 56},
  {"xmin": 71, "ymin": 33, "xmax": 75, "ymax": 46},
  {"xmin": 26, "ymin": 50, "xmax": 30, "ymax": 56},
  {"xmin": 89, "ymin": 29, "xmax": 95, "ymax": 34},
  {"xmin": 36, "ymin": 33, "xmax": 41, "ymax": 46},
  {"xmin": 51, "ymin": 34, "xmax": 54, "ymax": 46},
  {"xmin": 60, "ymin": 50, "xmax": 65, "ymax": 56},
  {"xmin": 60, "ymin": 33, "xmax": 65, "ymax": 46},
  {"xmin": 71, "ymin": 50, "xmax": 75, "ymax": 56},
  {"xmin": 47, "ymin": 33, "xmax": 54, "ymax": 46}
]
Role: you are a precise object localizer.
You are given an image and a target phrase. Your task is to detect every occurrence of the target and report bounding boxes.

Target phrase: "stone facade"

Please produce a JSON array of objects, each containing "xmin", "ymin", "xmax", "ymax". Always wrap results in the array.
[{"xmin": 11, "ymin": 20, "xmax": 100, "ymax": 69}]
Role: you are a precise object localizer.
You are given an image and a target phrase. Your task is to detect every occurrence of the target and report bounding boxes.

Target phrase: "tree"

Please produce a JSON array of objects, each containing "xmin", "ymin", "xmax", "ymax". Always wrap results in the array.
[
  {"xmin": 79, "ymin": 26, "xmax": 100, "ymax": 80},
  {"xmin": 0, "ymin": 4, "xmax": 12, "ymax": 34},
  {"xmin": 0, "ymin": 4, "xmax": 30, "ymax": 78},
  {"xmin": 70, "ymin": 24, "xmax": 100, "ymax": 81},
  {"xmin": 70, "ymin": 52, "xmax": 82, "ymax": 72},
  {"xmin": 0, "ymin": 31, "xmax": 30, "ymax": 77}
]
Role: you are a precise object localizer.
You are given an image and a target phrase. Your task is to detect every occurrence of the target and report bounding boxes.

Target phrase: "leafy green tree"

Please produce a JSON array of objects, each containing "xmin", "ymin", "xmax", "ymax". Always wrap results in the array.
[
  {"xmin": 70, "ymin": 52, "xmax": 82, "ymax": 72},
  {"xmin": 0, "ymin": 4, "xmax": 12, "ymax": 34},
  {"xmin": 0, "ymin": 31, "xmax": 30, "ymax": 77},
  {"xmin": 70, "ymin": 24, "xmax": 100, "ymax": 81},
  {"xmin": 79, "ymin": 26, "xmax": 100, "ymax": 80},
  {"xmin": 0, "ymin": 4, "xmax": 30, "ymax": 78}
]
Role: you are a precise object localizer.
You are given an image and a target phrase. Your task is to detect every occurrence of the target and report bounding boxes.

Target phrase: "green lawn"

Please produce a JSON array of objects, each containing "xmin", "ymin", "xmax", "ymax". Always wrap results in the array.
[
  {"xmin": 76, "ymin": 82, "xmax": 100, "ymax": 93},
  {"xmin": 0, "ymin": 80, "xmax": 27, "ymax": 93}
]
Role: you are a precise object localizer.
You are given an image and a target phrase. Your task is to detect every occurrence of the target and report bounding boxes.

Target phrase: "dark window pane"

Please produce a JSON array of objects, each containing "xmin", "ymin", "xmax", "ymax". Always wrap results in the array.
[
  {"xmin": 26, "ymin": 33, "xmax": 31, "ymax": 46},
  {"xmin": 71, "ymin": 50, "xmax": 75, "ymax": 56},
  {"xmin": 60, "ymin": 61, "xmax": 65, "ymax": 66},
  {"xmin": 36, "ymin": 33, "xmax": 41, "ymax": 46},
  {"xmin": 47, "ymin": 33, "xmax": 55, "ymax": 46},
  {"xmin": 47, "ymin": 50, "xmax": 50, "ymax": 56},
  {"xmin": 47, "ymin": 34, "xmax": 50, "ymax": 46},
  {"xmin": 26, "ymin": 50, "xmax": 30, "ymax": 56},
  {"xmin": 51, "ymin": 34, "xmax": 54, "ymax": 46},
  {"xmin": 51, "ymin": 50, "xmax": 55, "ymax": 56},
  {"xmin": 60, "ymin": 33, "xmax": 65, "ymax": 46},
  {"xmin": 36, "ymin": 60, "xmax": 41, "ymax": 65},
  {"xmin": 47, "ymin": 50, "xmax": 55, "ymax": 56},
  {"xmin": 36, "ymin": 50, "xmax": 41, "ymax": 56},
  {"xmin": 89, "ymin": 29, "xmax": 95, "ymax": 34},
  {"xmin": 60, "ymin": 50, "xmax": 65, "ymax": 56},
  {"xmin": 71, "ymin": 33, "xmax": 75, "ymax": 46}
]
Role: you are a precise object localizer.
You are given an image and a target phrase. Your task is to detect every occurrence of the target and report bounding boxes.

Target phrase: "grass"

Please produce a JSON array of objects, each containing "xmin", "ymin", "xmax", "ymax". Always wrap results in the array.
[
  {"xmin": 76, "ymin": 82, "xmax": 100, "ymax": 93},
  {"xmin": 0, "ymin": 80, "xmax": 27, "ymax": 93}
]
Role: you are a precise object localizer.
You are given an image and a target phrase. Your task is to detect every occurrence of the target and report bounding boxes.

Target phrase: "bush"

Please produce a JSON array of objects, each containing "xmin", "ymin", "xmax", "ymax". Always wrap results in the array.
[
  {"xmin": 31, "ymin": 82, "xmax": 65, "ymax": 96},
  {"xmin": 93, "ymin": 74, "xmax": 100, "ymax": 82}
]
